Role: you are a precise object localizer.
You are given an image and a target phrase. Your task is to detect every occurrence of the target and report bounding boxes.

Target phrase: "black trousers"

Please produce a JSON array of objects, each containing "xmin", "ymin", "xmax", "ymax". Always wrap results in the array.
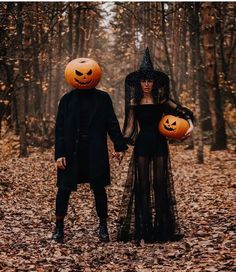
[{"xmin": 55, "ymin": 185, "xmax": 108, "ymax": 219}]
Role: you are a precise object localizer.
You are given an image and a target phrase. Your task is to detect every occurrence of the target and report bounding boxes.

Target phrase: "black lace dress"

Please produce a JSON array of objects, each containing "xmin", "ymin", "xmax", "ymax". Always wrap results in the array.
[{"xmin": 117, "ymin": 100, "xmax": 193, "ymax": 243}]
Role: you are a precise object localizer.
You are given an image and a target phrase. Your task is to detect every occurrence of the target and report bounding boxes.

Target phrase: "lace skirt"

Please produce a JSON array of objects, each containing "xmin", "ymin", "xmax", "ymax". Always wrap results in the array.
[{"xmin": 117, "ymin": 145, "xmax": 182, "ymax": 243}]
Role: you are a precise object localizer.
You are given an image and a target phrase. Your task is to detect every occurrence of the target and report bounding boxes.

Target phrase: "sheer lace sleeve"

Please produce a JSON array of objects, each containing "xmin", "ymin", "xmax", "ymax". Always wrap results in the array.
[
  {"xmin": 122, "ymin": 105, "xmax": 138, "ymax": 146},
  {"xmin": 162, "ymin": 98, "xmax": 194, "ymax": 122}
]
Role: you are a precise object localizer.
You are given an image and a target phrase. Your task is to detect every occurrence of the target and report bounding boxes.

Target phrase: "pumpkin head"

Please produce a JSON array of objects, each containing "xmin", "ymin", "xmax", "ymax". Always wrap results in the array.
[
  {"xmin": 159, "ymin": 115, "xmax": 189, "ymax": 139},
  {"xmin": 65, "ymin": 58, "xmax": 102, "ymax": 89}
]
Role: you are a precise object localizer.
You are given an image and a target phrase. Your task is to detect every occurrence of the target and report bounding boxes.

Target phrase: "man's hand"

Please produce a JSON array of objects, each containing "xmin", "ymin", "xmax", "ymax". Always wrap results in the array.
[
  {"xmin": 56, "ymin": 157, "xmax": 66, "ymax": 170},
  {"xmin": 181, "ymin": 119, "xmax": 194, "ymax": 140},
  {"xmin": 113, "ymin": 151, "xmax": 126, "ymax": 165}
]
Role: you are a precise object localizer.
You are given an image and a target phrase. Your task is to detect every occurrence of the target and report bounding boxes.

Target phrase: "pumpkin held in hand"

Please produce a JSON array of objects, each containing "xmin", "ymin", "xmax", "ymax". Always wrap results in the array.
[
  {"xmin": 159, "ymin": 115, "xmax": 189, "ymax": 139},
  {"xmin": 65, "ymin": 58, "xmax": 102, "ymax": 89}
]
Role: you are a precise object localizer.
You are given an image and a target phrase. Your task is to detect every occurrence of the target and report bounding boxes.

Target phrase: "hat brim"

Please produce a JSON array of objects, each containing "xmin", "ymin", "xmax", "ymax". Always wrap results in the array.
[{"xmin": 125, "ymin": 70, "xmax": 169, "ymax": 88}]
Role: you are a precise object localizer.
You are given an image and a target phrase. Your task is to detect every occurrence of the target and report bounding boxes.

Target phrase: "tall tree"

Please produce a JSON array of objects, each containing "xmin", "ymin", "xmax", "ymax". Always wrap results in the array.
[
  {"xmin": 188, "ymin": 3, "xmax": 205, "ymax": 163},
  {"xmin": 16, "ymin": 3, "xmax": 28, "ymax": 156},
  {"xmin": 201, "ymin": 3, "xmax": 227, "ymax": 150}
]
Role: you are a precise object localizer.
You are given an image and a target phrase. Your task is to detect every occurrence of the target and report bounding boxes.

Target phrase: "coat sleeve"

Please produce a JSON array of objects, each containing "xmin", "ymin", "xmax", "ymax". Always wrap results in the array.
[
  {"xmin": 106, "ymin": 94, "xmax": 128, "ymax": 152},
  {"xmin": 162, "ymin": 98, "xmax": 194, "ymax": 122},
  {"xmin": 55, "ymin": 94, "xmax": 67, "ymax": 160},
  {"xmin": 122, "ymin": 105, "xmax": 138, "ymax": 145}
]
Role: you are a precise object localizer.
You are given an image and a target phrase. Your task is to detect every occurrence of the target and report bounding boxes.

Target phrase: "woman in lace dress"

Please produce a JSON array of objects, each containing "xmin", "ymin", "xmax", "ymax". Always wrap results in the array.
[{"xmin": 117, "ymin": 48, "xmax": 194, "ymax": 244}]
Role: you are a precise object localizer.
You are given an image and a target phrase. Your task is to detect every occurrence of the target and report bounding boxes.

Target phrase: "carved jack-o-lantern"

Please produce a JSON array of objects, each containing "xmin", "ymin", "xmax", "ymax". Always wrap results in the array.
[
  {"xmin": 159, "ymin": 115, "xmax": 189, "ymax": 139},
  {"xmin": 65, "ymin": 58, "xmax": 102, "ymax": 89}
]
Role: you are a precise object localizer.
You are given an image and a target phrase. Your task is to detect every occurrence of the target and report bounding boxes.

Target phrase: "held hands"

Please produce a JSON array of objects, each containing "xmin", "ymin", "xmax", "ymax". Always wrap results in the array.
[
  {"xmin": 56, "ymin": 157, "xmax": 66, "ymax": 170},
  {"xmin": 181, "ymin": 119, "xmax": 194, "ymax": 140},
  {"xmin": 56, "ymin": 151, "xmax": 126, "ymax": 170},
  {"xmin": 112, "ymin": 151, "xmax": 126, "ymax": 165}
]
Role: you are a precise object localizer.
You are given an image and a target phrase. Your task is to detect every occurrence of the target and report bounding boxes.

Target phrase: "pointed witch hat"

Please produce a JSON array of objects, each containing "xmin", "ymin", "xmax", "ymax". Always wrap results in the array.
[
  {"xmin": 139, "ymin": 47, "xmax": 154, "ymax": 72},
  {"xmin": 125, "ymin": 47, "xmax": 169, "ymax": 88}
]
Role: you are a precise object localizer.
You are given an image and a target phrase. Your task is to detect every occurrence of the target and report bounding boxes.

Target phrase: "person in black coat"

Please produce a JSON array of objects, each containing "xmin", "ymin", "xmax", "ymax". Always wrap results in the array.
[{"xmin": 52, "ymin": 58, "xmax": 128, "ymax": 243}]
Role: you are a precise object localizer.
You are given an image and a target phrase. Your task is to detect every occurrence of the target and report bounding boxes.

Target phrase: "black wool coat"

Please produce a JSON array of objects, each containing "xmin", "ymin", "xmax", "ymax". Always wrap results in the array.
[{"xmin": 55, "ymin": 88, "xmax": 128, "ymax": 191}]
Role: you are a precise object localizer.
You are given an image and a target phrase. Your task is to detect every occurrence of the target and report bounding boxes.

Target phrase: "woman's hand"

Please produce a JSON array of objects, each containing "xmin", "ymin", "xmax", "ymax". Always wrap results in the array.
[
  {"xmin": 56, "ymin": 157, "xmax": 66, "ymax": 170},
  {"xmin": 181, "ymin": 119, "xmax": 194, "ymax": 140}
]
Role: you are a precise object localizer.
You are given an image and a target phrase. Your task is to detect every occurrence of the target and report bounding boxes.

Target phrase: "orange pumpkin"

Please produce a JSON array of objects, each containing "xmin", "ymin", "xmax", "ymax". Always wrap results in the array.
[
  {"xmin": 65, "ymin": 58, "xmax": 102, "ymax": 89},
  {"xmin": 159, "ymin": 115, "xmax": 189, "ymax": 139}
]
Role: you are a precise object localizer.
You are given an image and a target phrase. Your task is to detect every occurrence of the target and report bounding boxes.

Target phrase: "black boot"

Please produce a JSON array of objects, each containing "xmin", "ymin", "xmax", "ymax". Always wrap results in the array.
[
  {"xmin": 52, "ymin": 220, "xmax": 64, "ymax": 243},
  {"xmin": 98, "ymin": 218, "xmax": 110, "ymax": 242}
]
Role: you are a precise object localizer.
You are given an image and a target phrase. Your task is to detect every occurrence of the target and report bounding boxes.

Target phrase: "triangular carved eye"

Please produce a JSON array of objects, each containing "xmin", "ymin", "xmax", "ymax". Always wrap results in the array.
[
  {"xmin": 166, "ymin": 119, "xmax": 169, "ymax": 124},
  {"xmin": 87, "ymin": 69, "xmax": 92, "ymax": 75},
  {"xmin": 172, "ymin": 121, "xmax": 176, "ymax": 125},
  {"xmin": 76, "ymin": 70, "xmax": 83, "ymax": 76}
]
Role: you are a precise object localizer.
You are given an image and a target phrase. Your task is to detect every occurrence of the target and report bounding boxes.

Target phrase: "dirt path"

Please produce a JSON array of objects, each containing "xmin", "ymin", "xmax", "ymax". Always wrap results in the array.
[{"xmin": 0, "ymin": 144, "xmax": 235, "ymax": 272}]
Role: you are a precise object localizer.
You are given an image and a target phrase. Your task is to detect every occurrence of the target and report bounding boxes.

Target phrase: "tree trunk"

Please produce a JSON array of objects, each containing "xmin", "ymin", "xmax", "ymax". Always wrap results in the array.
[
  {"xmin": 47, "ymin": 31, "xmax": 53, "ymax": 116},
  {"xmin": 68, "ymin": 3, "xmax": 73, "ymax": 58},
  {"xmin": 131, "ymin": 2, "xmax": 137, "ymax": 70},
  {"xmin": 32, "ymin": 22, "xmax": 41, "ymax": 117},
  {"xmin": 188, "ymin": 3, "xmax": 204, "ymax": 163},
  {"xmin": 161, "ymin": 3, "xmax": 179, "ymax": 102},
  {"xmin": 16, "ymin": 3, "xmax": 28, "ymax": 157},
  {"xmin": 54, "ymin": 17, "xmax": 63, "ymax": 112},
  {"xmin": 201, "ymin": 3, "xmax": 227, "ymax": 150},
  {"xmin": 79, "ymin": 9, "xmax": 86, "ymax": 56},
  {"xmin": 73, "ymin": 4, "xmax": 81, "ymax": 59}
]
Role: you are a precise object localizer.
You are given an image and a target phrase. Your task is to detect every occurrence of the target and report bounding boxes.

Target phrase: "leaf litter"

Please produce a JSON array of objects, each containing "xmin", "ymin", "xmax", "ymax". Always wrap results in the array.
[{"xmin": 0, "ymin": 143, "xmax": 235, "ymax": 271}]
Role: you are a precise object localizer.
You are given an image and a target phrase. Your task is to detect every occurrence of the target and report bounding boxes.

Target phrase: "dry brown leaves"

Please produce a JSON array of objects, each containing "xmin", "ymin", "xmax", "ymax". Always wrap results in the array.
[{"xmin": 0, "ymin": 143, "xmax": 235, "ymax": 272}]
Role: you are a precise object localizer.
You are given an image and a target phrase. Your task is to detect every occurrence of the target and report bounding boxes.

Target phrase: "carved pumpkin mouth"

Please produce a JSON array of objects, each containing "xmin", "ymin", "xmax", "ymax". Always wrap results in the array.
[
  {"xmin": 163, "ymin": 124, "xmax": 176, "ymax": 131},
  {"xmin": 74, "ymin": 78, "xmax": 92, "ymax": 85}
]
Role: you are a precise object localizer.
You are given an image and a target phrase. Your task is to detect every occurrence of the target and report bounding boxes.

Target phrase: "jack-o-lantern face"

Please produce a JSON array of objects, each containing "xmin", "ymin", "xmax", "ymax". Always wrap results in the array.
[
  {"xmin": 159, "ymin": 115, "xmax": 189, "ymax": 140},
  {"xmin": 163, "ymin": 118, "xmax": 177, "ymax": 131},
  {"xmin": 65, "ymin": 58, "xmax": 102, "ymax": 90}
]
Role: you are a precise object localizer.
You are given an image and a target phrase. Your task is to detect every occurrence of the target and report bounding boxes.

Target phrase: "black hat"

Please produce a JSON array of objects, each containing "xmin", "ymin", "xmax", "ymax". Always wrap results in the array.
[
  {"xmin": 125, "ymin": 47, "xmax": 169, "ymax": 88},
  {"xmin": 139, "ymin": 47, "xmax": 154, "ymax": 71}
]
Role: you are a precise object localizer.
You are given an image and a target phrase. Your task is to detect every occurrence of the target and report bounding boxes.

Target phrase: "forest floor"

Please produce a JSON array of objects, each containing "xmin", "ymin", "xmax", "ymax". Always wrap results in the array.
[{"xmin": 0, "ymin": 141, "xmax": 235, "ymax": 272}]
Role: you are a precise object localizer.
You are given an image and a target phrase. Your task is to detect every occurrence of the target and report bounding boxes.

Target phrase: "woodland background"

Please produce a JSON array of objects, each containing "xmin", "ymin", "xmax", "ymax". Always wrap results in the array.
[
  {"xmin": 0, "ymin": 2, "xmax": 235, "ymax": 158},
  {"xmin": 0, "ymin": 2, "xmax": 235, "ymax": 272}
]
